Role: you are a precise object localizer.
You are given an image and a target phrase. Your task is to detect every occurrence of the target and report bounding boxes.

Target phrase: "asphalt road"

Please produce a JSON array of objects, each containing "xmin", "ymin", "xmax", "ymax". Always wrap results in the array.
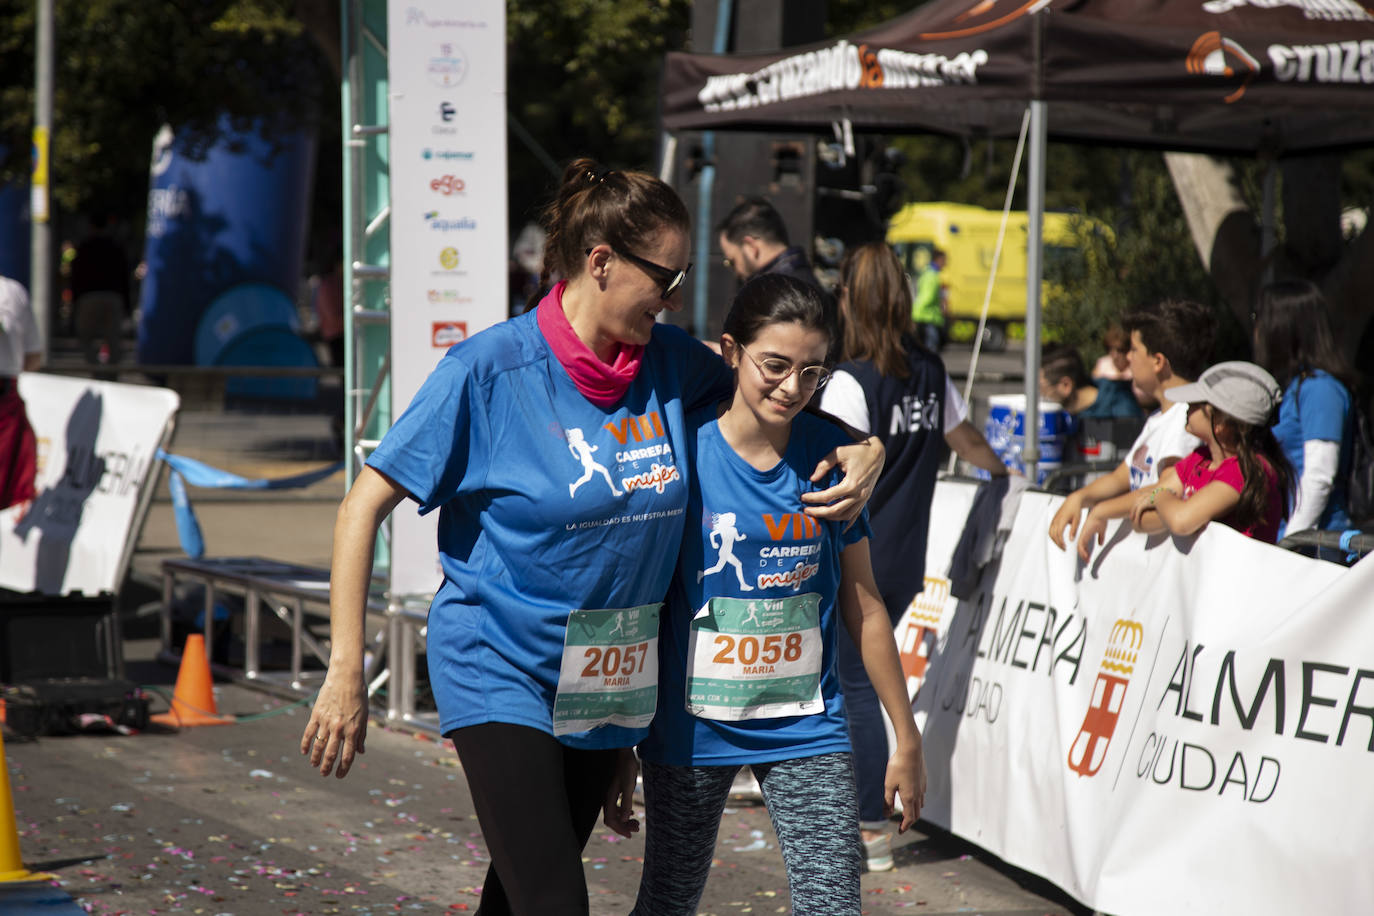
[{"xmin": 5, "ymin": 674, "xmax": 1087, "ymax": 916}]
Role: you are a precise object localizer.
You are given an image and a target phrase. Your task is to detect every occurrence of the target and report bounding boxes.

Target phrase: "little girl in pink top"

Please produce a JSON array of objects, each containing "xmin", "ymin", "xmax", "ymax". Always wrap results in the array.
[{"xmin": 1131, "ymin": 361, "xmax": 1294, "ymax": 544}]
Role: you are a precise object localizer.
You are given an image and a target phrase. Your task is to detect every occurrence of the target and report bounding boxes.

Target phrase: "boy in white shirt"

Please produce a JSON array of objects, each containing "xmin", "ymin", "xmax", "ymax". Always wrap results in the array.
[{"xmin": 1048, "ymin": 298, "xmax": 1217, "ymax": 561}]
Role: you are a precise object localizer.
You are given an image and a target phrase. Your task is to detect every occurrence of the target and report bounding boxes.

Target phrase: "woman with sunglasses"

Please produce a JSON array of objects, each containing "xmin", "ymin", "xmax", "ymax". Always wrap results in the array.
[
  {"xmin": 632, "ymin": 274, "xmax": 925, "ymax": 916},
  {"xmin": 300, "ymin": 158, "xmax": 883, "ymax": 915}
]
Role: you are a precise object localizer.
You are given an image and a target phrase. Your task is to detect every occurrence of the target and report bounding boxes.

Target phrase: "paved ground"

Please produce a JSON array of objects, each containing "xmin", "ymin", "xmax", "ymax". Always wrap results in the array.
[
  {"xmin": 5, "ymin": 344, "xmax": 1091, "ymax": 915},
  {"xmin": 6, "ymin": 679, "xmax": 1086, "ymax": 916}
]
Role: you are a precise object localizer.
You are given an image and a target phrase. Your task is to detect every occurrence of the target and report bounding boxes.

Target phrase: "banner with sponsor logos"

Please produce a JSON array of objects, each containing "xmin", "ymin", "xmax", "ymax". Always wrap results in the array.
[
  {"xmin": 387, "ymin": 3, "xmax": 507, "ymax": 596},
  {"xmin": 0, "ymin": 374, "xmax": 178, "ymax": 596},
  {"xmin": 662, "ymin": 0, "xmax": 1374, "ymax": 154},
  {"xmin": 901, "ymin": 480, "xmax": 1369, "ymax": 914}
]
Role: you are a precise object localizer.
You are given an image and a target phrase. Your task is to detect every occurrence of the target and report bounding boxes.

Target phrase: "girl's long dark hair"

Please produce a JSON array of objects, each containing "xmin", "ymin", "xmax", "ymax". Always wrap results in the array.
[
  {"xmin": 837, "ymin": 242, "xmax": 915, "ymax": 378},
  {"xmin": 1213, "ymin": 408, "xmax": 1296, "ymax": 531},
  {"xmin": 1252, "ymin": 280, "xmax": 1357, "ymax": 393}
]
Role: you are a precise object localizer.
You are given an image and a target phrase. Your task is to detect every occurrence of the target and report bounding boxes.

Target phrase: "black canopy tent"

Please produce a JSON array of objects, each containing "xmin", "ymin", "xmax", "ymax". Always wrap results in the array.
[{"xmin": 661, "ymin": 0, "xmax": 1374, "ymax": 476}]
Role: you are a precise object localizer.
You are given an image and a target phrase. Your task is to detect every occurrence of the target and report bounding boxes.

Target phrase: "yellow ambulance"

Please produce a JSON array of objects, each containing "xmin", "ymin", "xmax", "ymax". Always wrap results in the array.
[{"xmin": 886, "ymin": 202, "xmax": 1097, "ymax": 351}]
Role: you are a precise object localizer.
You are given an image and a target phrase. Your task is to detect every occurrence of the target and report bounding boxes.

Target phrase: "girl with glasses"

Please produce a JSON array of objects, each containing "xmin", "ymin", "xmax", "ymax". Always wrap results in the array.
[
  {"xmin": 632, "ymin": 274, "xmax": 926, "ymax": 916},
  {"xmin": 302, "ymin": 159, "xmax": 884, "ymax": 916}
]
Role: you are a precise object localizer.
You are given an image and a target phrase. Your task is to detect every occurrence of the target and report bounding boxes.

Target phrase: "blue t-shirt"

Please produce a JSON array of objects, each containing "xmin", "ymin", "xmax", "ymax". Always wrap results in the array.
[
  {"xmin": 638, "ymin": 408, "xmax": 872, "ymax": 767},
  {"xmin": 1273, "ymin": 369, "xmax": 1352, "ymax": 532},
  {"xmin": 367, "ymin": 310, "xmax": 731, "ymax": 748},
  {"xmin": 1079, "ymin": 378, "xmax": 1143, "ymax": 420}
]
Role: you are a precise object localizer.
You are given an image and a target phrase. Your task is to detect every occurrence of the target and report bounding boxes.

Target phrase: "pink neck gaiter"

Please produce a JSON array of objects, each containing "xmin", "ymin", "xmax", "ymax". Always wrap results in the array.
[{"xmin": 536, "ymin": 281, "xmax": 644, "ymax": 408}]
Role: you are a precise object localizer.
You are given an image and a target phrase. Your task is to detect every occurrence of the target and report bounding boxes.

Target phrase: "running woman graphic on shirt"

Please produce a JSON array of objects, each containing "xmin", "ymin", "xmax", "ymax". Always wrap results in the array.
[
  {"xmin": 699, "ymin": 511, "xmax": 754, "ymax": 591},
  {"xmin": 566, "ymin": 427, "xmax": 622, "ymax": 498}
]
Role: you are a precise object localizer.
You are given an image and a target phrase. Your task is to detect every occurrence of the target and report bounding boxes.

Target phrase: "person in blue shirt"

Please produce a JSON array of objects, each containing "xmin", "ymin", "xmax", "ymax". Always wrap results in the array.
[
  {"xmin": 1040, "ymin": 343, "xmax": 1143, "ymax": 421},
  {"xmin": 633, "ymin": 275, "xmax": 925, "ymax": 916},
  {"xmin": 298, "ymin": 159, "xmax": 884, "ymax": 916},
  {"xmin": 1252, "ymin": 280, "xmax": 1357, "ymax": 536}
]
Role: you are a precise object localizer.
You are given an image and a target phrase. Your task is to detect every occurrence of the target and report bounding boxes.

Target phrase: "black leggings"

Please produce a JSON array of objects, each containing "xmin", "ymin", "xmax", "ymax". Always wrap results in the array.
[{"xmin": 450, "ymin": 722, "xmax": 618, "ymax": 916}]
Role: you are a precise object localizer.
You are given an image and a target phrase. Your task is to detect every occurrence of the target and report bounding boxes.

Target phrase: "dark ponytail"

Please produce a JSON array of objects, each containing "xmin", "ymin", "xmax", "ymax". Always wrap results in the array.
[{"xmin": 537, "ymin": 157, "xmax": 690, "ymax": 299}]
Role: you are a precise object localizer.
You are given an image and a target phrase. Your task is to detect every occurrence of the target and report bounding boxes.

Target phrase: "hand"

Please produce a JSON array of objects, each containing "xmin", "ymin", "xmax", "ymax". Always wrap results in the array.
[
  {"xmin": 1075, "ymin": 508, "xmax": 1110, "ymax": 563},
  {"xmin": 885, "ymin": 737, "xmax": 927, "ymax": 833},
  {"xmin": 1129, "ymin": 489, "xmax": 1153, "ymax": 528},
  {"xmin": 602, "ymin": 748, "xmax": 641, "ymax": 838},
  {"xmin": 300, "ymin": 670, "xmax": 369, "ymax": 778},
  {"xmin": 802, "ymin": 436, "xmax": 883, "ymax": 522},
  {"xmin": 1048, "ymin": 493, "xmax": 1084, "ymax": 550}
]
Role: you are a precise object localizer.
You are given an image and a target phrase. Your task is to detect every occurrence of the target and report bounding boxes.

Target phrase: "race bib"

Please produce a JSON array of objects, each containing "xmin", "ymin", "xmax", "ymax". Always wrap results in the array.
[
  {"xmin": 685, "ymin": 594, "xmax": 823, "ymax": 721},
  {"xmin": 551, "ymin": 604, "xmax": 660, "ymax": 737}
]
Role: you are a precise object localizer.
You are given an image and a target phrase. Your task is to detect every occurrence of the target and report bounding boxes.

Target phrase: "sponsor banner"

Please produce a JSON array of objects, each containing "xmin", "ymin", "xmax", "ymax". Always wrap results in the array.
[
  {"xmin": 388, "ymin": 2, "xmax": 506, "ymax": 596},
  {"xmin": 0, "ymin": 374, "xmax": 178, "ymax": 596},
  {"xmin": 905, "ymin": 480, "xmax": 1370, "ymax": 914}
]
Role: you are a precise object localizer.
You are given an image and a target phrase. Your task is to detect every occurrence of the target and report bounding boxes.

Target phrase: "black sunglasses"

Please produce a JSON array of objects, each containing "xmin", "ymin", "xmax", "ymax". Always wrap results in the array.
[{"xmin": 588, "ymin": 246, "xmax": 693, "ymax": 300}]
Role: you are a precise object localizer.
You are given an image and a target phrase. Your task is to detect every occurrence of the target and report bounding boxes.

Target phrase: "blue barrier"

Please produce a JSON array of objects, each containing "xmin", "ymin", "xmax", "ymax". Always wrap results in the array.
[{"xmin": 158, "ymin": 450, "xmax": 343, "ymax": 559}]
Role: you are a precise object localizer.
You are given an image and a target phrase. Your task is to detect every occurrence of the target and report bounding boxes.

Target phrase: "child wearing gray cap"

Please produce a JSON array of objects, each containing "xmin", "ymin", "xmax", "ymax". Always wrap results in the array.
[{"xmin": 1129, "ymin": 361, "xmax": 1296, "ymax": 544}]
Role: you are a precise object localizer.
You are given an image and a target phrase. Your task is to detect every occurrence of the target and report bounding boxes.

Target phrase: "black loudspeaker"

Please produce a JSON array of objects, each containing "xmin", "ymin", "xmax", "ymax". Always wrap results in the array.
[
  {"xmin": 668, "ymin": 0, "xmax": 827, "ymax": 340},
  {"xmin": 0, "ymin": 594, "xmax": 120, "ymax": 683}
]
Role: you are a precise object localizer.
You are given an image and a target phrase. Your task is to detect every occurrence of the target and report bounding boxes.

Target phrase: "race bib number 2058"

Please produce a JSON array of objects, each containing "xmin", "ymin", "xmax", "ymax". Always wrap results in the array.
[{"xmin": 686, "ymin": 593, "xmax": 823, "ymax": 721}]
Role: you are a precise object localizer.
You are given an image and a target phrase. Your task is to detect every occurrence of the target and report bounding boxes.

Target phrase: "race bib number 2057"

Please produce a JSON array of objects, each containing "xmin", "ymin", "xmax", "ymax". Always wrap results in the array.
[{"xmin": 552, "ymin": 603, "xmax": 660, "ymax": 737}]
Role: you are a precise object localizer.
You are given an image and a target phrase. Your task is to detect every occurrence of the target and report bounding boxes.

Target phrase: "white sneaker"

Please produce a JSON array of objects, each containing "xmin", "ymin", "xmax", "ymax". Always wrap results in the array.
[{"xmin": 864, "ymin": 831, "xmax": 894, "ymax": 872}]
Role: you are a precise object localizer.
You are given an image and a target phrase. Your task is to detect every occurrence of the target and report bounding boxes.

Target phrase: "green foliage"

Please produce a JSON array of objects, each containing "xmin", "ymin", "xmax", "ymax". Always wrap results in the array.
[
  {"xmin": 505, "ymin": 0, "xmax": 691, "ymax": 226},
  {"xmin": 1042, "ymin": 151, "xmax": 1254, "ymax": 364},
  {"xmin": 0, "ymin": 0, "xmax": 332, "ymax": 218}
]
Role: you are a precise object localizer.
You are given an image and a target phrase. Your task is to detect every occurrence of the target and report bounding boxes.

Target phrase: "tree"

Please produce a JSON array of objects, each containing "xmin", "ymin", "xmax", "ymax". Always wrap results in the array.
[
  {"xmin": 0, "ymin": 0, "xmax": 333, "ymax": 220},
  {"xmin": 1166, "ymin": 151, "xmax": 1374, "ymax": 376}
]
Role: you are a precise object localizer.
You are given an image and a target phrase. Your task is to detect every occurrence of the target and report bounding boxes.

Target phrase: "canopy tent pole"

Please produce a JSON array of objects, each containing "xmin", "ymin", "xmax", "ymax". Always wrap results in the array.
[
  {"xmin": 1023, "ymin": 99, "xmax": 1047, "ymax": 484},
  {"xmin": 691, "ymin": 0, "xmax": 735, "ymax": 340},
  {"xmin": 949, "ymin": 108, "xmax": 1032, "ymax": 474}
]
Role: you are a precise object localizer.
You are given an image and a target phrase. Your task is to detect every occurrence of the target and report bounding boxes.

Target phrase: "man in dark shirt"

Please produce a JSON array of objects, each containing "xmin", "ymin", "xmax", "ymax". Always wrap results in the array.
[
  {"xmin": 715, "ymin": 197, "xmax": 819, "ymax": 287},
  {"xmin": 71, "ymin": 213, "xmax": 130, "ymax": 366}
]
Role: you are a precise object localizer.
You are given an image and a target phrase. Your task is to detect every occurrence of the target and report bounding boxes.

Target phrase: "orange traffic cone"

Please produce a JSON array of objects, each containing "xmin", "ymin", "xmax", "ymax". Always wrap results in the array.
[
  {"xmin": 0, "ymin": 728, "xmax": 53, "ymax": 883},
  {"xmin": 151, "ymin": 634, "xmax": 233, "ymax": 727}
]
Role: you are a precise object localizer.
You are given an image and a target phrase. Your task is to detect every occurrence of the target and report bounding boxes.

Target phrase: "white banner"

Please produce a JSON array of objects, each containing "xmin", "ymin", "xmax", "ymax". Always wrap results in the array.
[
  {"xmin": 0, "ymin": 374, "xmax": 178, "ymax": 596},
  {"xmin": 900, "ymin": 480, "xmax": 1371, "ymax": 914},
  {"xmin": 386, "ymin": 3, "xmax": 508, "ymax": 596}
]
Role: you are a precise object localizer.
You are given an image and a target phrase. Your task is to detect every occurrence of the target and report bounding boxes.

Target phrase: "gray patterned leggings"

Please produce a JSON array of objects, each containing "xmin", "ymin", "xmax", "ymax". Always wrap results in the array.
[{"xmin": 631, "ymin": 753, "xmax": 862, "ymax": 916}]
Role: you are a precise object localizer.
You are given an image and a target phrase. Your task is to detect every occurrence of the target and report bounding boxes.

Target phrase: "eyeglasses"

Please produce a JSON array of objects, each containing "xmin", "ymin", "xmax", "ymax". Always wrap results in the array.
[
  {"xmin": 738, "ymin": 343, "xmax": 831, "ymax": 390},
  {"xmin": 587, "ymin": 246, "xmax": 693, "ymax": 300}
]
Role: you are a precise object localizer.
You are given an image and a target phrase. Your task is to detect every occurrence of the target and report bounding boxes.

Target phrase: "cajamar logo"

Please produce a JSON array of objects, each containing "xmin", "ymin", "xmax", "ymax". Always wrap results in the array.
[
  {"xmin": 1067, "ymin": 618, "xmax": 1144, "ymax": 777},
  {"xmin": 1186, "ymin": 32, "xmax": 1260, "ymax": 104}
]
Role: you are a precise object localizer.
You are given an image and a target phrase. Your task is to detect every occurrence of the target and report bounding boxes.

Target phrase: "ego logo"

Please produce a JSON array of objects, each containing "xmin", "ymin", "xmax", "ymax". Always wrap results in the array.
[
  {"xmin": 1067, "ymin": 619, "xmax": 1144, "ymax": 778},
  {"xmin": 1185, "ymin": 32, "xmax": 1260, "ymax": 103},
  {"xmin": 895, "ymin": 575, "xmax": 951, "ymax": 697},
  {"xmin": 430, "ymin": 175, "xmax": 465, "ymax": 195},
  {"xmin": 438, "ymin": 247, "xmax": 460, "ymax": 270},
  {"xmin": 432, "ymin": 321, "xmax": 468, "ymax": 348}
]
